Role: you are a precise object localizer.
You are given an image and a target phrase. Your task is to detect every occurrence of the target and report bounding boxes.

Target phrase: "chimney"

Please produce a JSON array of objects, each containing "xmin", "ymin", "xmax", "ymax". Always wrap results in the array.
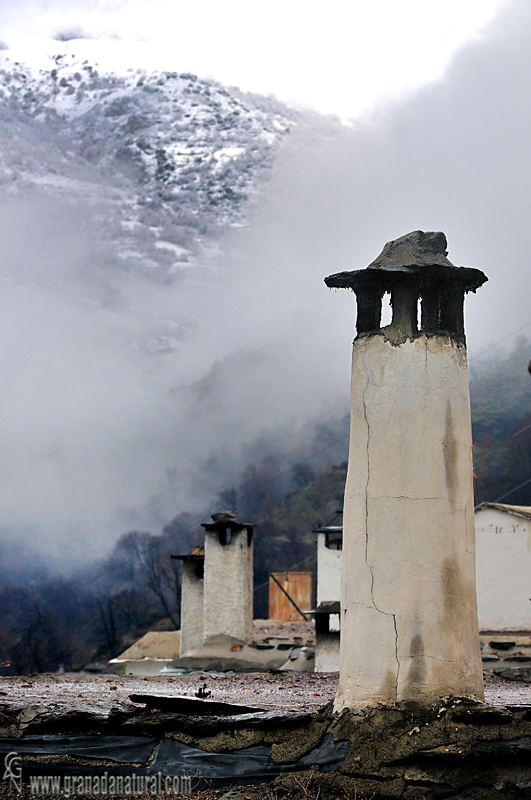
[
  {"xmin": 201, "ymin": 512, "xmax": 255, "ymax": 644},
  {"xmin": 325, "ymin": 230, "xmax": 487, "ymax": 710},
  {"xmin": 176, "ymin": 549, "xmax": 204, "ymax": 656}
]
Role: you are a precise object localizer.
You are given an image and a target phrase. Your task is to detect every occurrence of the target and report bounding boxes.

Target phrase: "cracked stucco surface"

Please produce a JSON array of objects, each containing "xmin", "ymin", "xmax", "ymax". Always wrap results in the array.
[
  {"xmin": 334, "ymin": 334, "xmax": 484, "ymax": 711},
  {"xmin": 203, "ymin": 529, "xmax": 253, "ymax": 644},
  {"xmin": 180, "ymin": 562, "xmax": 204, "ymax": 656}
]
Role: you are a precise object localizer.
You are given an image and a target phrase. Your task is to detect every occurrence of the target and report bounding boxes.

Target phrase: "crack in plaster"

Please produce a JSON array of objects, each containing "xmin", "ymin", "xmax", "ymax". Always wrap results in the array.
[
  {"xmin": 393, "ymin": 612, "xmax": 400, "ymax": 698},
  {"xmin": 361, "ymin": 350, "xmax": 400, "ymax": 700},
  {"xmin": 464, "ymin": 507, "xmax": 474, "ymax": 556},
  {"xmin": 374, "ymin": 495, "xmax": 444, "ymax": 501},
  {"xmin": 421, "ymin": 655, "xmax": 468, "ymax": 664}
]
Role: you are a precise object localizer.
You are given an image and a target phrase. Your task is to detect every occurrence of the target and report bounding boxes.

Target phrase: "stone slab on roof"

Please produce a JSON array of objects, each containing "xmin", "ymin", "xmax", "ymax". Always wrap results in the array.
[
  {"xmin": 475, "ymin": 503, "xmax": 531, "ymax": 521},
  {"xmin": 113, "ymin": 631, "xmax": 181, "ymax": 662},
  {"xmin": 325, "ymin": 230, "xmax": 487, "ymax": 292}
]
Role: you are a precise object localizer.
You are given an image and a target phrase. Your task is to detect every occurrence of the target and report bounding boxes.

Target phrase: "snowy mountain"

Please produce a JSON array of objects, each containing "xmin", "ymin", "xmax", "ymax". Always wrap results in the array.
[
  {"xmin": 0, "ymin": 50, "xmax": 346, "ymax": 560},
  {"xmin": 0, "ymin": 51, "xmax": 298, "ymax": 279}
]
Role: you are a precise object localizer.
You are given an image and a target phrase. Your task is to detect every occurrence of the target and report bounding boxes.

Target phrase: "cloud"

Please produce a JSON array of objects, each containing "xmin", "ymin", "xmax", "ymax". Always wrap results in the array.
[
  {"xmin": 251, "ymin": 0, "xmax": 531, "ymax": 360},
  {"xmin": 0, "ymin": 0, "xmax": 529, "ymax": 567},
  {"xmin": 53, "ymin": 27, "xmax": 93, "ymax": 41},
  {"xmin": 0, "ymin": 0, "xmax": 508, "ymax": 119}
]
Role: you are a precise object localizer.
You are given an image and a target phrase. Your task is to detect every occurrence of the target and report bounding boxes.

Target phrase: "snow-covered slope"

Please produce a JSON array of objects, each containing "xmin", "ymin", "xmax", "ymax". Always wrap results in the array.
[
  {"xmin": 0, "ymin": 51, "xmax": 342, "ymax": 559},
  {"xmin": 0, "ymin": 51, "xmax": 297, "ymax": 277}
]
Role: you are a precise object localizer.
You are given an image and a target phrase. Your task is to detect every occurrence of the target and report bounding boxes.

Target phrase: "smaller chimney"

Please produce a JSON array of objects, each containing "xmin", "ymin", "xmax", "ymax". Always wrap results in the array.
[
  {"xmin": 202, "ymin": 513, "xmax": 255, "ymax": 644},
  {"xmin": 172, "ymin": 547, "xmax": 204, "ymax": 657},
  {"xmin": 173, "ymin": 513, "xmax": 255, "ymax": 653}
]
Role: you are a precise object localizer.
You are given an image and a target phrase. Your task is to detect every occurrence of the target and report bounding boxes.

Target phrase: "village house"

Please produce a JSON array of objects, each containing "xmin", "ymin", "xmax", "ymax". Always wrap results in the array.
[
  {"xmin": 475, "ymin": 502, "xmax": 531, "ymax": 632},
  {"xmin": 310, "ymin": 525, "xmax": 342, "ymax": 672}
]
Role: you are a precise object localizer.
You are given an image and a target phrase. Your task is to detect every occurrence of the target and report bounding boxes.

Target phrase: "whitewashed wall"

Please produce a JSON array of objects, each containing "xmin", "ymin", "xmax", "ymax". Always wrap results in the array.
[
  {"xmin": 203, "ymin": 528, "xmax": 253, "ymax": 643},
  {"xmin": 180, "ymin": 561, "xmax": 204, "ymax": 655},
  {"xmin": 316, "ymin": 533, "xmax": 342, "ymax": 606},
  {"xmin": 476, "ymin": 507, "xmax": 531, "ymax": 630}
]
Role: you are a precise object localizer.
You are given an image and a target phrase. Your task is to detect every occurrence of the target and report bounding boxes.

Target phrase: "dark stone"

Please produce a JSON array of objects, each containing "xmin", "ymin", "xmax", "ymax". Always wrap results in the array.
[
  {"xmin": 289, "ymin": 649, "xmax": 301, "ymax": 661},
  {"xmin": 354, "ymin": 287, "xmax": 383, "ymax": 334},
  {"xmin": 324, "ymin": 231, "xmax": 487, "ymax": 341},
  {"xmin": 276, "ymin": 644, "xmax": 295, "ymax": 651},
  {"xmin": 504, "ymin": 655, "xmax": 531, "ymax": 662},
  {"xmin": 481, "ymin": 654, "xmax": 500, "ymax": 662},
  {"xmin": 390, "ymin": 280, "xmax": 418, "ymax": 339},
  {"xmin": 248, "ymin": 643, "xmax": 274, "ymax": 650},
  {"xmin": 489, "ymin": 640, "xmax": 516, "ymax": 650},
  {"xmin": 451, "ymin": 705, "xmax": 513, "ymax": 725},
  {"xmin": 128, "ymin": 694, "xmax": 264, "ymax": 716},
  {"xmin": 471, "ymin": 737, "xmax": 531, "ymax": 757},
  {"xmin": 123, "ymin": 709, "xmax": 314, "ymax": 735},
  {"xmin": 493, "ymin": 667, "xmax": 531, "ymax": 683},
  {"xmin": 420, "ymin": 286, "xmax": 440, "ymax": 331},
  {"xmin": 8, "ymin": 698, "xmax": 531, "ymax": 795},
  {"xmin": 438, "ymin": 281, "xmax": 465, "ymax": 337},
  {"xmin": 211, "ymin": 511, "xmax": 238, "ymax": 523}
]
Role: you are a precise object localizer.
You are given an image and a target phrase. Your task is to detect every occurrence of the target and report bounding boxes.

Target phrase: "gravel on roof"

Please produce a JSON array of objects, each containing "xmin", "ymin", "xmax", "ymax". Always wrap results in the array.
[{"xmin": 0, "ymin": 671, "xmax": 529, "ymax": 716}]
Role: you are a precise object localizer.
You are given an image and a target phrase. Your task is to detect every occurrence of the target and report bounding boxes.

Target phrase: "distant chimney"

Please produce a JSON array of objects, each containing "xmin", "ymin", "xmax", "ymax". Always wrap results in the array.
[
  {"xmin": 173, "ymin": 548, "xmax": 204, "ymax": 656},
  {"xmin": 201, "ymin": 514, "xmax": 255, "ymax": 644},
  {"xmin": 325, "ymin": 231, "xmax": 487, "ymax": 709},
  {"xmin": 173, "ymin": 514, "xmax": 255, "ymax": 653}
]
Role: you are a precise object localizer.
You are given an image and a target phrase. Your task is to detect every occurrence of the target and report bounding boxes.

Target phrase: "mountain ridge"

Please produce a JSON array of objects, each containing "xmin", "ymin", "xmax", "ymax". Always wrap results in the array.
[{"xmin": 0, "ymin": 50, "xmax": 299, "ymax": 281}]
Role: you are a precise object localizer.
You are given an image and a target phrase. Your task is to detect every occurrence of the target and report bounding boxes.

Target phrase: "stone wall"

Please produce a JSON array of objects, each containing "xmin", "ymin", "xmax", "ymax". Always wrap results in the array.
[{"xmin": 4, "ymin": 696, "xmax": 531, "ymax": 798}]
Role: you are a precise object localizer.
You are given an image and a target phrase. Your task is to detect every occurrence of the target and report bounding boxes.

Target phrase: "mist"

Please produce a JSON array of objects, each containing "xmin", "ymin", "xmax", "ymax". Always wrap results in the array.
[{"xmin": 0, "ymin": 0, "xmax": 529, "ymax": 565}]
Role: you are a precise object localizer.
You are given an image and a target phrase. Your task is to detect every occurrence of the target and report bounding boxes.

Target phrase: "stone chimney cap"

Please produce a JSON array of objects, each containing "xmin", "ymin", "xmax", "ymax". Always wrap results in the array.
[
  {"xmin": 369, "ymin": 230, "xmax": 452, "ymax": 269},
  {"xmin": 325, "ymin": 230, "xmax": 487, "ymax": 293},
  {"xmin": 211, "ymin": 511, "xmax": 238, "ymax": 523},
  {"xmin": 201, "ymin": 513, "xmax": 255, "ymax": 533}
]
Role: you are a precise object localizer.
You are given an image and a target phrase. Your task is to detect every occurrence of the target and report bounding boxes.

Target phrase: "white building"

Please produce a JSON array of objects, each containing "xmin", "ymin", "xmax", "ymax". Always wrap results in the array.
[
  {"xmin": 312, "ymin": 526, "xmax": 342, "ymax": 672},
  {"xmin": 475, "ymin": 502, "xmax": 531, "ymax": 631},
  {"xmin": 316, "ymin": 526, "xmax": 342, "ymax": 607}
]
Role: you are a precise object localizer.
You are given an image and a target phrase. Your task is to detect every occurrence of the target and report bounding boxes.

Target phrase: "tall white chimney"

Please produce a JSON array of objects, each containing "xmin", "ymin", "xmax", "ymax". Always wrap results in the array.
[{"xmin": 325, "ymin": 231, "xmax": 486, "ymax": 710}]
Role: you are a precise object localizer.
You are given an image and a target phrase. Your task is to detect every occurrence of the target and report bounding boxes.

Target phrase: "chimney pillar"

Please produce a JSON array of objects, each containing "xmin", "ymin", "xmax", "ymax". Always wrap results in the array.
[
  {"xmin": 325, "ymin": 230, "xmax": 487, "ymax": 710},
  {"xmin": 202, "ymin": 515, "xmax": 254, "ymax": 643}
]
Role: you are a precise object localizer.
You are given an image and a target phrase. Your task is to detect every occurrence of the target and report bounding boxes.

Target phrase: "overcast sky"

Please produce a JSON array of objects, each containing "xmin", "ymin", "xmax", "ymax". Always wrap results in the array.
[
  {"xmin": 0, "ymin": 0, "xmax": 509, "ymax": 119},
  {"xmin": 0, "ymin": 0, "xmax": 530, "ymax": 563}
]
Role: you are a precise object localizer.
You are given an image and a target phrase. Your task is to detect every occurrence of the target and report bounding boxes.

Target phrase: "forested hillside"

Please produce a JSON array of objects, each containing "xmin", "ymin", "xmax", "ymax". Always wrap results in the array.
[
  {"xmin": 2, "ymin": 337, "xmax": 531, "ymax": 675},
  {"xmin": 471, "ymin": 336, "xmax": 531, "ymax": 505},
  {"xmin": 0, "ymin": 415, "xmax": 349, "ymax": 673}
]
